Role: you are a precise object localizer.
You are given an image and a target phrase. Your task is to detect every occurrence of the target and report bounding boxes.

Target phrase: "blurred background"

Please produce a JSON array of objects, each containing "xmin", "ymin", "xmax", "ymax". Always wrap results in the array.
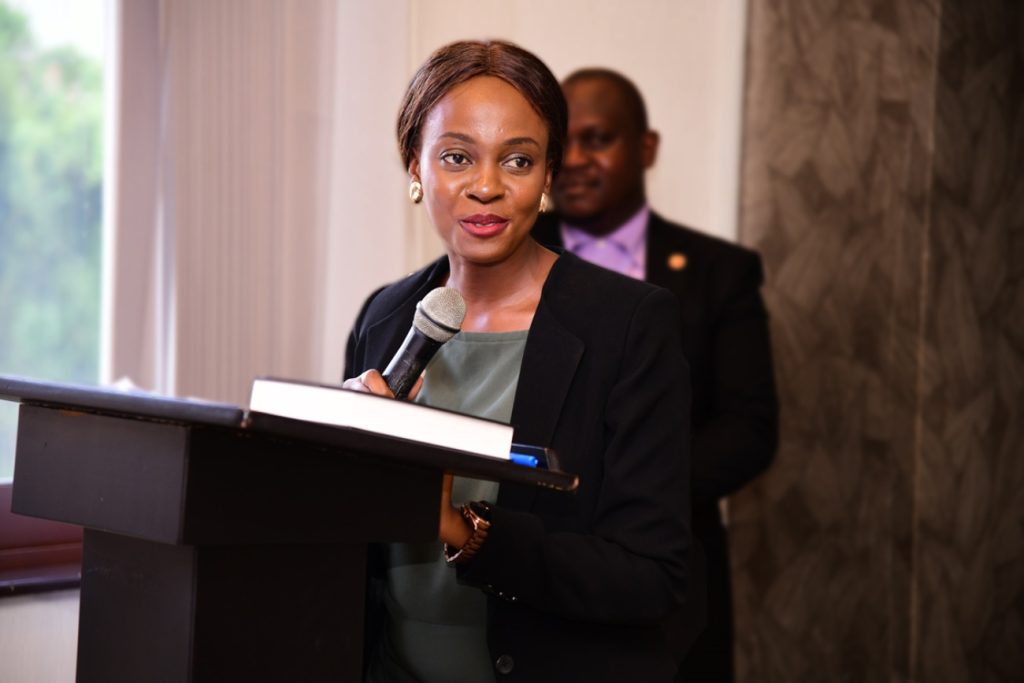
[{"xmin": 0, "ymin": 1, "xmax": 1021, "ymax": 681}]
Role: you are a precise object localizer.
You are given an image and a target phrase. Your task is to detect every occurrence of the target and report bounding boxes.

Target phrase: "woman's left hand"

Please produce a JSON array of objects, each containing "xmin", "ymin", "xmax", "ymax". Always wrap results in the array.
[{"xmin": 438, "ymin": 473, "xmax": 472, "ymax": 548}]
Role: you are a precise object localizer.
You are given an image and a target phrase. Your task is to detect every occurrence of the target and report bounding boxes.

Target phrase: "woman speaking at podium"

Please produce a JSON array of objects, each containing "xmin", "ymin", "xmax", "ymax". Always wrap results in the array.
[{"xmin": 343, "ymin": 40, "xmax": 691, "ymax": 682}]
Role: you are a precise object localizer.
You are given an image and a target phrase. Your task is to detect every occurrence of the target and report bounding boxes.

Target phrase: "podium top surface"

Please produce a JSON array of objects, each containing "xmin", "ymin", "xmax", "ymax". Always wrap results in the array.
[
  {"xmin": 0, "ymin": 374, "xmax": 244, "ymax": 427},
  {"xmin": 1, "ymin": 374, "xmax": 578, "ymax": 493}
]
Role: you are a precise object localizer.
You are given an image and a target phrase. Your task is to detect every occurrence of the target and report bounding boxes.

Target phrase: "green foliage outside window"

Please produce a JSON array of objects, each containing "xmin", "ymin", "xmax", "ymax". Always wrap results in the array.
[{"xmin": 0, "ymin": 2, "xmax": 104, "ymax": 478}]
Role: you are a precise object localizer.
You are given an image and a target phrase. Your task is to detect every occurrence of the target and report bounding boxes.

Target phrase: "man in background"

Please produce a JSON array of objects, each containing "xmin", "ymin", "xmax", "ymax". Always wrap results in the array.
[{"xmin": 532, "ymin": 68, "xmax": 779, "ymax": 681}]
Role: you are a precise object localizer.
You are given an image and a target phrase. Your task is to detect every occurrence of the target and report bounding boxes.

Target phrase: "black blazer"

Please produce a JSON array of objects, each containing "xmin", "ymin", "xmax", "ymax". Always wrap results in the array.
[
  {"xmin": 345, "ymin": 251, "xmax": 692, "ymax": 682},
  {"xmin": 534, "ymin": 212, "xmax": 778, "ymax": 509},
  {"xmin": 533, "ymin": 211, "xmax": 779, "ymax": 678}
]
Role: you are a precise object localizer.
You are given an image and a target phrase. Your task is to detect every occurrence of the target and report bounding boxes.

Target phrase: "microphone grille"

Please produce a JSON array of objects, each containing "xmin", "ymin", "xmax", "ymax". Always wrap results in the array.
[{"xmin": 413, "ymin": 287, "xmax": 466, "ymax": 342}]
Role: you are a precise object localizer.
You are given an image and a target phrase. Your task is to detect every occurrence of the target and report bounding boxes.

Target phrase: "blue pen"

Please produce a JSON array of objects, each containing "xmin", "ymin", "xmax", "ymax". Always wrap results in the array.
[{"xmin": 509, "ymin": 452, "xmax": 539, "ymax": 468}]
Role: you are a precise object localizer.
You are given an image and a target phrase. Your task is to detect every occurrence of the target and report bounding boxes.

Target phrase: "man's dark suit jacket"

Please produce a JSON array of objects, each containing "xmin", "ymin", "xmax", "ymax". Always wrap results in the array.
[
  {"xmin": 345, "ymin": 251, "xmax": 692, "ymax": 682},
  {"xmin": 533, "ymin": 212, "xmax": 779, "ymax": 680}
]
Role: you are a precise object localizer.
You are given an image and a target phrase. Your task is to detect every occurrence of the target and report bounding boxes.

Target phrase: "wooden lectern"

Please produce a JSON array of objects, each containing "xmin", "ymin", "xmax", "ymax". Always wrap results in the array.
[{"xmin": 0, "ymin": 376, "xmax": 576, "ymax": 683}]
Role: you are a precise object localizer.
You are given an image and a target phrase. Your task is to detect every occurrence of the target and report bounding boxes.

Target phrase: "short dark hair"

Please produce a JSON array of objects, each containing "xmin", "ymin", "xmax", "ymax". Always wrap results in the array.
[
  {"xmin": 397, "ymin": 40, "xmax": 568, "ymax": 175},
  {"xmin": 563, "ymin": 68, "xmax": 650, "ymax": 133}
]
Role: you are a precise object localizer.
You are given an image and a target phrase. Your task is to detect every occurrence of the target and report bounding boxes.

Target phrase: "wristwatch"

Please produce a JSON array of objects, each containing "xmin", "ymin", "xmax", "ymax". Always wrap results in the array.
[{"xmin": 444, "ymin": 501, "xmax": 492, "ymax": 565}]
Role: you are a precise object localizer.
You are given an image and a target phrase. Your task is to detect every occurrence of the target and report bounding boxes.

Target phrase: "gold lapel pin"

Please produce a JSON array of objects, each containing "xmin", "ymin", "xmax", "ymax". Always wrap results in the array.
[{"xmin": 667, "ymin": 252, "xmax": 687, "ymax": 271}]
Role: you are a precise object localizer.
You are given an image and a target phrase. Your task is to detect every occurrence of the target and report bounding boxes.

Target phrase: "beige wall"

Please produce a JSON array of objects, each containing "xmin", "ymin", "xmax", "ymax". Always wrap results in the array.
[{"xmin": 0, "ymin": 590, "xmax": 79, "ymax": 682}]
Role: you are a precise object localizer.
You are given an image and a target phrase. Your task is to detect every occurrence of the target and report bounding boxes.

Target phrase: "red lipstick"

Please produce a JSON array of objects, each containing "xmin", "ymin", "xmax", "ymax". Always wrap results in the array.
[{"xmin": 459, "ymin": 213, "xmax": 510, "ymax": 237}]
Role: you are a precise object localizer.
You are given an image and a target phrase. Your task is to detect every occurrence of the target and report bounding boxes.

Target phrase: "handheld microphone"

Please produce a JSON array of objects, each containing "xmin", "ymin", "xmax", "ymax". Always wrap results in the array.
[{"xmin": 382, "ymin": 287, "xmax": 466, "ymax": 399}]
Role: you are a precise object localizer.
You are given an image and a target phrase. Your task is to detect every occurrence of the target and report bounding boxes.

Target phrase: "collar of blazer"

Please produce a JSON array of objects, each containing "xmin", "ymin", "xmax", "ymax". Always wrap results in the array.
[{"xmin": 361, "ymin": 253, "xmax": 584, "ymax": 503}]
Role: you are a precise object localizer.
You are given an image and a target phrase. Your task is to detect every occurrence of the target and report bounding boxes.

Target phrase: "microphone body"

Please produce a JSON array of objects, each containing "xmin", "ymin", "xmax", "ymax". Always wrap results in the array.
[
  {"xmin": 382, "ymin": 327, "xmax": 443, "ymax": 399},
  {"xmin": 380, "ymin": 287, "xmax": 466, "ymax": 400}
]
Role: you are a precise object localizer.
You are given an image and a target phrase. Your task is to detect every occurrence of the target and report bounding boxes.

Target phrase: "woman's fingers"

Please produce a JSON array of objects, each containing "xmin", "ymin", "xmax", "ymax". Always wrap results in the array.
[
  {"xmin": 441, "ymin": 472, "xmax": 454, "ymax": 506},
  {"xmin": 342, "ymin": 370, "xmax": 422, "ymax": 402},
  {"xmin": 341, "ymin": 369, "xmax": 395, "ymax": 398}
]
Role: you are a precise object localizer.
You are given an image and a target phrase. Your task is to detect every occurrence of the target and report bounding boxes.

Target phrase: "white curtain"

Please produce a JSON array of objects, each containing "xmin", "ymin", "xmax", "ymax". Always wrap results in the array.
[{"xmin": 103, "ymin": 0, "xmax": 413, "ymax": 405}]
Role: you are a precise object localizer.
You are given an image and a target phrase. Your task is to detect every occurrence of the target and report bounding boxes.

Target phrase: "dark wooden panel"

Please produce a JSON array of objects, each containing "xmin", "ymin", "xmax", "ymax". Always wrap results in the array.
[
  {"xmin": 192, "ymin": 543, "xmax": 366, "ymax": 682},
  {"xmin": 182, "ymin": 426, "xmax": 442, "ymax": 545},
  {"xmin": 76, "ymin": 530, "xmax": 368, "ymax": 683},
  {"xmin": 12, "ymin": 405, "xmax": 189, "ymax": 544},
  {"xmin": 77, "ymin": 530, "xmax": 196, "ymax": 683}
]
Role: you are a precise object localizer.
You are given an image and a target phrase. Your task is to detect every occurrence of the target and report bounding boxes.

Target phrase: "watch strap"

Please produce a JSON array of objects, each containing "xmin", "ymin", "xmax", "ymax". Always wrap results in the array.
[{"xmin": 444, "ymin": 501, "xmax": 492, "ymax": 565}]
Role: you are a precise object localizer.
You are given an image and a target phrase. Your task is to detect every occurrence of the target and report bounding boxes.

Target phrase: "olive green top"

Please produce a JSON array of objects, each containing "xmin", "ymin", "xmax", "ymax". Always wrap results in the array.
[{"xmin": 369, "ymin": 330, "xmax": 528, "ymax": 683}]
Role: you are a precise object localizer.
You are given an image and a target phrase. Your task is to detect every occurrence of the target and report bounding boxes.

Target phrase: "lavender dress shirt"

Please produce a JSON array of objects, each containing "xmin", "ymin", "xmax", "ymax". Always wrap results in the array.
[{"xmin": 559, "ymin": 205, "xmax": 649, "ymax": 280}]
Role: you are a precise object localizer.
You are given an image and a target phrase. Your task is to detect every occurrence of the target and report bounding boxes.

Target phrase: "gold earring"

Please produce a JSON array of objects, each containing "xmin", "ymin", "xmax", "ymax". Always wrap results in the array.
[
  {"xmin": 409, "ymin": 179, "xmax": 424, "ymax": 204},
  {"xmin": 539, "ymin": 192, "xmax": 551, "ymax": 213}
]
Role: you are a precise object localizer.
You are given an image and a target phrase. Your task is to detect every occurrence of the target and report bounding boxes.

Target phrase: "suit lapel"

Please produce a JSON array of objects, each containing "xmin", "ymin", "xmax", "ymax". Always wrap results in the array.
[
  {"xmin": 363, "ymin": 312, "xmax": 412, "ymax": 371},
  {"xmin": 499, "ymin": 264, "xmax": 583, "ymax": 512},
  {"xmin": 646, "ymin": 212, "xmax": 689, "ymax": 293},
  {"xmin": 508, "ymin": 303, "xmax": 582, "ymax": 447}
]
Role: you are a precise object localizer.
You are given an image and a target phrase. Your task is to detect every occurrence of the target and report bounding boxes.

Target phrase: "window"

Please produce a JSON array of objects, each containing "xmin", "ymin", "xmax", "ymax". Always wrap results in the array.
[
  {"xmin": 0, "ymin": 0, "xmax": 104, "ymax": 477},
  {"xmin": 0, "ymin": 0, "xmax": 105, "ymax": 592}
]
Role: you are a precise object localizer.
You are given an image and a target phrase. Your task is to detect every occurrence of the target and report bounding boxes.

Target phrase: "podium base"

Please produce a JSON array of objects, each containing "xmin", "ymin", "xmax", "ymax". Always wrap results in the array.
[{"xmin": 77, "ymin": 530, "xmax": 366, "ymax": 683}]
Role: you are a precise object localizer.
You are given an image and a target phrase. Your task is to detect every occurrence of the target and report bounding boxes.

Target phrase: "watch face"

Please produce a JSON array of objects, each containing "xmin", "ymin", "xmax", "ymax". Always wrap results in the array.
[{"xmin": 469, "ymin": 500, "xmax": 492, "ymax": 519}]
